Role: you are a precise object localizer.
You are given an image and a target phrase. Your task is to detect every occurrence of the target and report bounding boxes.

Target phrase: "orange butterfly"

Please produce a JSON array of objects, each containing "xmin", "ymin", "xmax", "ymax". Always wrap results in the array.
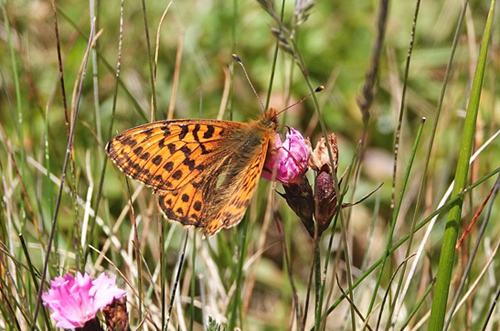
[{"xmin": 106, "ymin": 108, "xmax": 278, "ymax": 234}]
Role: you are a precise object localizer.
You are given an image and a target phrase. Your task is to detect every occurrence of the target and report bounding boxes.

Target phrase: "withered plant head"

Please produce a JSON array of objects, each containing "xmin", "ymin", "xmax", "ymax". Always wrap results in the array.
[
  {"xmin": 279, "ymin": 176, "xmax": 315, "ymax": 236},
  {"xmin": 102, "ymin": 296, "xmax": 130, "ymax": 331}
]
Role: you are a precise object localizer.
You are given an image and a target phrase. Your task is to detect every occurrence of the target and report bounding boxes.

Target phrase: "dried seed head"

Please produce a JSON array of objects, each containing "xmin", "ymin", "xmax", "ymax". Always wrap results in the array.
[
  {"xmin": 309, "ymin": 133, "xmax": 338, "ymax": 173},
  {"xmin": 102, "ymin": 296, "xmax": 130, "ymax": 331},
  {"xmin": 310, "ymin": 133, "xmax": 339, "ymax": 236}
]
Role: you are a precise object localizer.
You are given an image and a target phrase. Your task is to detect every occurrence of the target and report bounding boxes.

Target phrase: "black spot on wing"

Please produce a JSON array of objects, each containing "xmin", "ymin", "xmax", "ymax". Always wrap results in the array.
[
  {"xmin": 167, "ymin": 143, "xmax": 176, "ymax": 154},
  {"xmin": 172, "ymin": 170, "xmax": 183, "ymax": 180},
  {"xmin": 182, "ymin": 158, "xmax": 196, "ymax": 171},
  {"xmin": 133, "ymin": 146, "xmax": 144, "ymax": 155},
  {"xmin": 152, "ymin": 155, "xmax": 162, "ymax": 165},
  {"xmin": 164, "ymin": 161, "xmax": 174, "ymax": 171},
  {"xmin": 192, "ymin": 124, "xmax": 201, "ymax": 142},
  {"xmin": 180, "ymin": 146, "xmax": 191, "ymax": 156},
  {"xmin": 179, "ymin": 125, "xmax": 189, "ymax": 140},
  {"xmin": 204, "ymin": 125, "xmax": 215, "ymax": 139}
]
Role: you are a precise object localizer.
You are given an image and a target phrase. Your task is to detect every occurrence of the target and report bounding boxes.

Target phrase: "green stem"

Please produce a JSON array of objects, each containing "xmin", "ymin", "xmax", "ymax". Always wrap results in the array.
[{"xmin": 429, "ymin": 2, "xmax": 496, "ymax": 328}]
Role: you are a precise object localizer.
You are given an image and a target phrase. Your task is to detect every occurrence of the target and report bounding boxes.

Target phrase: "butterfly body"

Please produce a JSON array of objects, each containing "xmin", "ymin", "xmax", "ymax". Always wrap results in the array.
[{"xmin": 106, "ymin": 108, "xmax": 278, "ymax": 234}]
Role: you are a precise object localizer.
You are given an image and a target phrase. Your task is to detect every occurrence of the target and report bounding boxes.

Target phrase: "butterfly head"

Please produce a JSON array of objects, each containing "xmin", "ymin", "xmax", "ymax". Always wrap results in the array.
[{"xmin": 262, "ymin": 108, "xmax": 279, "ymax": 130}]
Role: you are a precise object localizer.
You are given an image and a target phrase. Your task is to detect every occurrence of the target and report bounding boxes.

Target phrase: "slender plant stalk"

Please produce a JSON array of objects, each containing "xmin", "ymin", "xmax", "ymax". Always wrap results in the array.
[
  {"xmin": 228, "ymin": 217, "xmax": 250, "ymax": 331},
  {"xmin": 190, "ymin": 233, "xmax": 197, "ymax": 331},
  {"xmin": 390, "ymin": 1, "xmax": 470, "ymax": 326},
  {"xmin": 32, "ymin": 21, "xmax": 96, "ymax": 327},
  {"xmin": 429, "ymin": 1, "xmax": 496, "ymax": 328},
  {"xmin": 365, "ymin": 0, "xmax": 421, "ymax": 321},
  {"xmin": 444, "ymin": 174, "xmax": 500, "ymax": 330},
  {"xmin": 384, "ymin": 118, "xmax": 426, "ymax": 329}
]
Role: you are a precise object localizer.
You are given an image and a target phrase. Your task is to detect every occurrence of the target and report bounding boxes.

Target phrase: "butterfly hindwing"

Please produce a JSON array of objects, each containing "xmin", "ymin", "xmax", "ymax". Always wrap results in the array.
[{"xmin": 212, "ymin": 140, "xmax": 270, "ymax": 232}]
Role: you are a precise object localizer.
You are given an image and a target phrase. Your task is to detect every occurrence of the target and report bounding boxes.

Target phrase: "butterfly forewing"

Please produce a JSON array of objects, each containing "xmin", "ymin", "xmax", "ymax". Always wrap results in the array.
[{"xmin": 106, "ymin": 120, "xmax": 245, "ymax": 191}]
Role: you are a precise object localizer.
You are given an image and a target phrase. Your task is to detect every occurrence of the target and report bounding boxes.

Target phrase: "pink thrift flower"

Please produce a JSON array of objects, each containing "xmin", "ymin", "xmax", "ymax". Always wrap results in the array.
[
  {"xmin": 42, "ymin": 272, "xmax": 126, "ymax": 329},
  {"xmin": 262, "ymin": 127, "xmax": 310, "ymax": 184}
]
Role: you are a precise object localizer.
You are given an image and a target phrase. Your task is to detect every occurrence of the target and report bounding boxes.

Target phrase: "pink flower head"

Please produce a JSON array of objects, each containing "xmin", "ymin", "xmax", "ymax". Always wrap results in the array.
[
  {"xmin": 262, "ymin": 127, "xmax": 310, "ymax": 184},
  {"xmin": 42, "ymin": 272, "xmax": 126, "ymax": 329}
]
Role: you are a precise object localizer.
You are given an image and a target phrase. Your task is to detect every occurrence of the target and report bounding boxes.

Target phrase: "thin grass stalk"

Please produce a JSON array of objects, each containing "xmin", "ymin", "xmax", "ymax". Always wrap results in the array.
[
  {"xmin": 264, "ymin": 0, "xmax": 286, "ymax": 111},
  {"xmin": 2, "ymin": 2, "xmax": 24, "ymax": 181},
  {"xmin": 338, "ymin": 214, "xmax": 356, "ymax": 330},
  {"xmin": 482, "ymin": 283, "xmax": 500, "ymax": 331},
  {"xmin": 276, "ymin": 217, "xmax": 303, "ymax": 330},
  {"xmin": 429, "ymin": 0, "xmax": 496, "ymax": 328},
  {"xmin": 313, "ymin": 243, "xmax": 322, "ymax": 330},
  {"xmin": 349, "ymin": 0, "xmax": 390, "ymax": 227},
  {"xmin": 0, "ymin": 271, "xmax": 24, "ymax": 330},
  {"xmin": 18, "ymin": 234, "xmax": 51, "ymax": 329},
  {"xmin": 444, "ymin": 174, "xmax": 500, "ymax": 330},
  {"xmin": 390, "ymin": 2, "xmax": 469, "ymax": 326},
  {"xmin": 376, "ymin": 255, "xmax": 416, "ymax": 331},
  {"xmin": 166, "ymin": 230, "xmax": 189, "ymax": 329},
  {"xmin": 190, "ymin": 233, "xmax": 197, "ymax": 331},
  {"xmin": 0, "ymin": 124, "xmax": 40, "ymax": 241},
  {"xmin": 167, "ymin": 32, "xmax": 184, "ymax": 120},
  {"xmin": 228, "ymin": 217, "xmax": 250, "ymax": 331},
  {"xmin": 85, "ymin": 0, "xmax": 124, "ymax": 262},
  {"xmin": 43, "ymin": 105, "xmax": 54, "ymax": 243},
  {"xmin": 159, "ymin": 209, "xmax": 166, "ymax": 330},
  {"xmin": 480, "ymin": 203, "xmax": 500, "ymax": 331},
  {"xmin": 126, "ymin": 178, "xmax": 144, "ymax": 324},
  {"xmin": 398, "ymin": 278, "xmax": 435, "ymax": 330},
  {"xmin": 55, "ymin": 5, "xmax": 147, "ymax": 121},
  {"xmin": 383, "ymin": 117, "xmax": 427, "ymax": 329},
  {"xmin": 32, "ymin": 21, "xmax": 95, "ymax": 327},
  {"xmin": 365, "ymin": 0, "xmax": 421, "ymax": 321},
  {"xmin": 2, "ymin": 4, "xmax": 29, "ymax": 287},
  {"xmin": 140, "ymin": 0, "xmax": 157, "ymax": 121},
  {"xmin": 89, "ymin": 0, "xmax": 102, "ymax": 145},
  {"xmin": 227, "ymin": 0, "xmax": 238, "ymax": 121}
]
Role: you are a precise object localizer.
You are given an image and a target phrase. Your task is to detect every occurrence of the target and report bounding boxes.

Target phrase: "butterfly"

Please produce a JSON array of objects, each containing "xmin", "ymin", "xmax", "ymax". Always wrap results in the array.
[{"xmin": 106, "ymin": 108, "xmax": 278, "ymax": 234}]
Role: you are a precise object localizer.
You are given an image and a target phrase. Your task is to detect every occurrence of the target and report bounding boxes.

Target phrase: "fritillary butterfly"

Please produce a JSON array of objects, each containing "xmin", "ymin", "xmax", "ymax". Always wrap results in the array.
[{"xmin": 106, "ymin": 108, "xmax": 278, "ymax": 234}]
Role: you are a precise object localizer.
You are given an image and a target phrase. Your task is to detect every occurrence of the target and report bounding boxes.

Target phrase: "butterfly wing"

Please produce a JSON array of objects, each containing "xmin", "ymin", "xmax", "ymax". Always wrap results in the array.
[
  {"xmin": 107, "ymin": 118, "xmax": 273, "ymax": 234},
  {"xmin": 106, "ymin": 120, "xmax": 245, "ymax": 191},
  {"xmin": 208, "ymin": 140, "xmax": 270, "ymax": 233}
]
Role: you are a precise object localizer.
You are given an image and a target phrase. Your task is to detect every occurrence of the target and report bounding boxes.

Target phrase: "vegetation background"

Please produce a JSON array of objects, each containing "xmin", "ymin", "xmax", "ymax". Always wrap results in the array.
[{"xmin": 1, "ymin": 0, "xmax": 499, "ymax": 330}]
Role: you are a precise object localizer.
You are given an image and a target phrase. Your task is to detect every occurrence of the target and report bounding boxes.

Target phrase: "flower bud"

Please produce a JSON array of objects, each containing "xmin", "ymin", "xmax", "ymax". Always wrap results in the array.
[
  {"xmin": 279, "ymin": 176, "xmax": 315, "ymax": 237},
  {"xmin": 311, "ymin": 134, "xmax": 339, "ymax": 236},
  {"xmin": 262, "ymin": 128, "xmax": 311, "ymax": 184},
  {"xmin": 314, "ymin": 167, "xmax": 338, "ymax": 235}
]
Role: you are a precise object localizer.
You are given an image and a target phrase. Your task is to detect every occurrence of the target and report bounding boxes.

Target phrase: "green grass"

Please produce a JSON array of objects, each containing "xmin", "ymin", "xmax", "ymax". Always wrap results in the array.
[{"xmin": 1, "ymin": 0, "xmax": 500, "ymax": 330}]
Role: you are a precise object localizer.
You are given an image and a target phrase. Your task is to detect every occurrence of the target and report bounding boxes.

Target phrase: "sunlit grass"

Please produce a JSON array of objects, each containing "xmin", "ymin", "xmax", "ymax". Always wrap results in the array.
[{"xmin": 1, "ymin": 0, "xmax": 499, "ymax": 330}]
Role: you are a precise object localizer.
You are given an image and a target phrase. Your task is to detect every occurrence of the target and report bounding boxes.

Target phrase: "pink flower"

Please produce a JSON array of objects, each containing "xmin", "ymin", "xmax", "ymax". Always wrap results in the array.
[
  {"xmin": 262, "ymin": 128, "xmax": 310, "ymax": 184},
  {"xmin": 42, "ymin": 272, "xmax": 126, "ymax": 329}
]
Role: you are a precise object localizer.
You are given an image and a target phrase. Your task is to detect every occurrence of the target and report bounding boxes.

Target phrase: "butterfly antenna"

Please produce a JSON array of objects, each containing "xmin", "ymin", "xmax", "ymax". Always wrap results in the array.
[
  {"xmin": 275, "ymin": 85, "xmax": 324, "ymax": 117},
  {"xmin": 232, "ymin": 54, "xmax": 266, "ymax": 112}
]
